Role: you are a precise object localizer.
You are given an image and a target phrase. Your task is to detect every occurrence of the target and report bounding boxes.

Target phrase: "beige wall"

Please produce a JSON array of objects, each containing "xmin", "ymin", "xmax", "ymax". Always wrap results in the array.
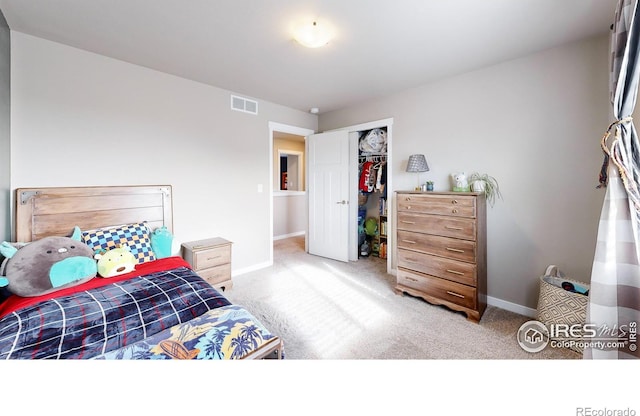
[
  {"xmin": 321, "ymin": 35, "xmax": 611, "ymax": 312},
  {"xmin": 9, "ymin": 32, "xmax": 317, "ymax": 273},
  {"xmin": 273, "ymin": 194, "xmax": 306, "ymax": 239}
]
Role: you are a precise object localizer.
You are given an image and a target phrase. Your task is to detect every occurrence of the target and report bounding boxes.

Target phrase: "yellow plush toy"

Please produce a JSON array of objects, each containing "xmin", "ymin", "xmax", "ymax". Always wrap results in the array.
[{"xmin": 94, "ymin": 245, "xmax": 136, "ymax": 278}]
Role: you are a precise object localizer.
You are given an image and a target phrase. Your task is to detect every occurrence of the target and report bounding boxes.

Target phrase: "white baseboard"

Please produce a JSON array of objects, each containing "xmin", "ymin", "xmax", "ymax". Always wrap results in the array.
[
  {"xmin": 487, "ymin": 295, "xmax": 537, "ymax": 318},
  {"xmin": 233, "ymin": 260, "xmax": 272, "ymax": 277},
  {"xmin": 273, "ymin": 231, "xmax": 305, "ymax": 241}
]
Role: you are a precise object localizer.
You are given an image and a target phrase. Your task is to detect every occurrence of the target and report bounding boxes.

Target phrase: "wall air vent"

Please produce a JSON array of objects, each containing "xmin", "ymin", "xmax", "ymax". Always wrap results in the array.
[{"xmin": 230, "ymin": 94, "xmax": 258, "ymax": 115}]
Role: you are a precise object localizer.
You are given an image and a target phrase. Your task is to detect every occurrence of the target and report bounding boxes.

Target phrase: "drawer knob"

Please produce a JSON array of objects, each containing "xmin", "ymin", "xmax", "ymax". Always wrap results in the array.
[
  {"xmin": 405, "ymin": 197, "xmax": 411, "ymax": 201},
  {"xmin": 446, "ymin": 291, "xmax": 465, "ymax": 299},
  {"xmin": 451, "ymin": 200, "xmax": 458, "ymax": 204},
  {"xmin": 452, "ymin": 209, "xmax": 458, "ymax": 214},
  {"xmin": 406, "ymin": 205, "xmax": 412, "ymax": 210}
]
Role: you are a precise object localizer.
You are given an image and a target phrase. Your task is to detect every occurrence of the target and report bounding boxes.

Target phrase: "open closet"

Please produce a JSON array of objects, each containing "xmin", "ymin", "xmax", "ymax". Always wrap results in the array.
[
  {"xmin": 306, "ymin": 117, "xmax": 393, "ymax": 271},
  {"xmin": 357, "ymin": 127, "xmax": 388, "ymax": 260}
]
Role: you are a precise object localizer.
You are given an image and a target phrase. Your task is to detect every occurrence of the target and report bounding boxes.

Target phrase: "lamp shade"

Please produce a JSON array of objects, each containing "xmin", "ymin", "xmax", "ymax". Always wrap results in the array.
[{"xmin": 406, "ymin": 154, "xmax": 429, "ymax": 172}]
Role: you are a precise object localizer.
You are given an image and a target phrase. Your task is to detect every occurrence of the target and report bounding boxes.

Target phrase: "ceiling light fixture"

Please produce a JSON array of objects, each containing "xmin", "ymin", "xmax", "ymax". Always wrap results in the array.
[
  {"xmin": 309, "ymin": 107, "xmax": 319, "ymax": 114},
  {"xmin": 293, "ymin": 21, "xmax": 332, "ymax": 48}
]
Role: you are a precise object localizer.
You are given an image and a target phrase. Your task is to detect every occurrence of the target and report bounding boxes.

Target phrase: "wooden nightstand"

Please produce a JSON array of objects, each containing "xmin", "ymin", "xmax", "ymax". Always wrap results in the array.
[{"xmin": 181, "ymin": 237, "xmax": 233, "ymax": 291}]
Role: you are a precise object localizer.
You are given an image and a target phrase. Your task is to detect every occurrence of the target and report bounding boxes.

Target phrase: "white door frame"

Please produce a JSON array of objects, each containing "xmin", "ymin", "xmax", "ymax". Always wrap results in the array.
[{"xmin": 268, "ymin": 122, "xmax": 315, "ymax": 265}]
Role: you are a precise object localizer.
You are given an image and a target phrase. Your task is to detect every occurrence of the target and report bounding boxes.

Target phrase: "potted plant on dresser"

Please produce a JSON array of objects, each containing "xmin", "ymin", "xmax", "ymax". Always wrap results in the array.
[{"xmin": 469, "ymin": 172, "xmax": 502, "ymax": 207}]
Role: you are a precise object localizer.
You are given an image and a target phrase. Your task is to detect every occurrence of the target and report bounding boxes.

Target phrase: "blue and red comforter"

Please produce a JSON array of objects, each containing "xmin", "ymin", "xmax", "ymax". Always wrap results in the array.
[{"xmin": 0, "ymin": 257, "xmax": 231, "ymax": 359}]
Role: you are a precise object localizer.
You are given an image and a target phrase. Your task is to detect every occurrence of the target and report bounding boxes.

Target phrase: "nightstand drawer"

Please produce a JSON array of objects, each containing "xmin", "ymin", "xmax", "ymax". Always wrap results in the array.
[
  {"xmin": 192, "ymin": 245, "xmax": 231, "ymax": 270},
  {"xmin": 198, "ymin": 263, "xmax": 231, "ymax": 286}
]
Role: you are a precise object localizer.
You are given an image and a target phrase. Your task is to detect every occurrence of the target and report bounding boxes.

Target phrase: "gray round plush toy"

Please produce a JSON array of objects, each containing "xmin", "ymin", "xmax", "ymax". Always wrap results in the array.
[{"xmin": 0, "ymin": 226, "xmax": 97, "ymax": 297}]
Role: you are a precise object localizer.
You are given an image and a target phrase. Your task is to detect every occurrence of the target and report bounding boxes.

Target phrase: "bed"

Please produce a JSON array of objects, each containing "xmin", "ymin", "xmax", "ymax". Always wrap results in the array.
[{"xmin": 0, "ymin": 185, "xmax": 283, "ymax": 360}]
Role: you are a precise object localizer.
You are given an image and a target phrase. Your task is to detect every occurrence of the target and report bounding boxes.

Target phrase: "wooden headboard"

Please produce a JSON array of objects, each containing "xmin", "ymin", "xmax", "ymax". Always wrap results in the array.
[{"xmin": 15, "ymin": 185, "xmax": 173, "ymax": 242}]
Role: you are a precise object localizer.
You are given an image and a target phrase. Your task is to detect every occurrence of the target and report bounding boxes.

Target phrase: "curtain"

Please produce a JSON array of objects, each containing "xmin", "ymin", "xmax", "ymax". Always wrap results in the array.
[{"xmin": 584, "ymin": 0, "xmax": 640, "ymax": 359}]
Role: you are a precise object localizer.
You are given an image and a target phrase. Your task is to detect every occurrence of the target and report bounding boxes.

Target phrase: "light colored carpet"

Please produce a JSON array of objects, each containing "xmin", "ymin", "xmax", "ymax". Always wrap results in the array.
[{"xmin": 224, "ymin": 236, "xmax": 579, "ymax": 359}]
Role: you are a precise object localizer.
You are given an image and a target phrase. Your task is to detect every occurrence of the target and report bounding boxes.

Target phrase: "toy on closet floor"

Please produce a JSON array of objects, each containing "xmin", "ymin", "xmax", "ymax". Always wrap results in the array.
[{"xmin": 360, "ymin": 218, "xmax": 379, "ymax": 258}]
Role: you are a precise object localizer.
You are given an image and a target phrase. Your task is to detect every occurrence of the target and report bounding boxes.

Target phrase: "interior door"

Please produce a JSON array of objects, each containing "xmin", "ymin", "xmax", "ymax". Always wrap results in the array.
[{"xmin": 307, "ymin": 130, "xmax": 350, "ymax": 262}]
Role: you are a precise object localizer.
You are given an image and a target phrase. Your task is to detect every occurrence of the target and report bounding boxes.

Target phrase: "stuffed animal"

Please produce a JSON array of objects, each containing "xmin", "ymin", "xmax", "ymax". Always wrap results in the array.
[
  {"xmin": 94, "ymin": 244, "xmax": 137, "ymax": 278},
  {"xmin": 359, "ymin": 128, "xmax": 387, "ymax": 153},
  {"xmin": 0, "ymin": 226, "xmax": 97, "ymax": 297},
  {"xmin": 451, "ymin": 172, "xmax": 470, "ymax": 192},
  {"xmin": 150, "ymin": 226, "xmax": 173, "ymax": 259}
]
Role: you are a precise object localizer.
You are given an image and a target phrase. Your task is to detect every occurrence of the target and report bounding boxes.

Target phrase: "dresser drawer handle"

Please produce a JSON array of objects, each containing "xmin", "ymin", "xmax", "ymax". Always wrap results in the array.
[
  {"xmin": 446, "ymin": 269, "xmax": 465, "ymax": 276},
  {"xmin": 446, "ymin": 247, "xmax": 464, "ymax": 253},
  {"xmin": 207, "ymin": 255, "xmax": 222, "ymax": 261},
  {"xmin": 444, "ymin": 225, "xmax": 463, "ymax": 230},
  {"xmin": 406, "ymin": 205, "xmax": 412, "ymax": 210},
  {"xmin": 451, "ymin": 200, "xmax": 458, "ymax": 204},
  {"xmin": 401, "ymin": 239, "xmax": 417, "ymax": 244},
  {"xmin": 404, "ymin": 258, "xmax": 419, "ymax": 263},
  {"xmin": 401, "ymin": 220, "xmax": 416, "ymax": 224},
  {"xmin": 452, "ymin": 209, "xmax": 458, "ymax": 214},
  {"xmin": 405, "ymin": 197, "xmax": 411, "ymax": 201},
  {"xmin": 446, "ymin": 291, "xmax": 465, "ymax": 299},
  {"xmin": 405, "ymin": 276, "xmax": 418, "ymax": 282}
]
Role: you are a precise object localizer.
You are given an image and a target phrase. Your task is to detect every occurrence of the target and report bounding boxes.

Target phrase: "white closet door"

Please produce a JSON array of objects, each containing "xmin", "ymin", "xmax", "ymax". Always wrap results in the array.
[{"xmin": 307, "ymin": 130, "xmax": 350, "ymax": 262}]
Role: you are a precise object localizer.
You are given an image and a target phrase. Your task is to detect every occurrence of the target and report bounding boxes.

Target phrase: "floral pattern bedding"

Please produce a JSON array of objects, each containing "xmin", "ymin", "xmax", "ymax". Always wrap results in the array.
[{"xmin": 94, "ymin": 304, "xmax": 282, "ymax": 359}]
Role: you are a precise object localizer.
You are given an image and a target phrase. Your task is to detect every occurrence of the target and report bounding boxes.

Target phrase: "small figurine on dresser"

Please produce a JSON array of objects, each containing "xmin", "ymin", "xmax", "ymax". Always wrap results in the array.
[{"xmin": 451, "ymin": 172, "xmax": 470, "ymax": 192}]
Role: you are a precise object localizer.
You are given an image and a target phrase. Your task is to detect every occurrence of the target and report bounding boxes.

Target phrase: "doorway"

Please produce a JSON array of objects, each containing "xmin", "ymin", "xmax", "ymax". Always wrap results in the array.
[{"xmin": 269, "ymin": 122, "xmax": 314, "ymax": 266}]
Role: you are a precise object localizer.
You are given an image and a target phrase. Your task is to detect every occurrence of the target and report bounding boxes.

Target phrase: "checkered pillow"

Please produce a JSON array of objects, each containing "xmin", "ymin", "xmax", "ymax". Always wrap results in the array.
[{"xmin": 81, "ymin": 222, "xmax": 156, "ymax": 264}]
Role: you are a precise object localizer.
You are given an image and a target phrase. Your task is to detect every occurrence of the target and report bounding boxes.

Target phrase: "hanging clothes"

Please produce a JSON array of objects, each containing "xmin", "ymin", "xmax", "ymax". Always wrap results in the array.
[{"xmin": 359, "ymin": 161, "xmax": 374, "ymax": 193}]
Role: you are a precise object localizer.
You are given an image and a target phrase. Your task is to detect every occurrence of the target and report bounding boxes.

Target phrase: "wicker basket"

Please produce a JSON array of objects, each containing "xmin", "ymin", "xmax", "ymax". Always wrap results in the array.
[{"xmin": 536, "ymin": 265, "xmax": 589, "ymax": 354}]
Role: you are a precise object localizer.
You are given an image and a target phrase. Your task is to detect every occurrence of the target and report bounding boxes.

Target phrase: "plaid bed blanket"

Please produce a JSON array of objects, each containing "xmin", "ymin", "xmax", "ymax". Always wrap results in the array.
[{"xmin": 0, "ymin": 260, "xmax": 230, "ymax": 359}]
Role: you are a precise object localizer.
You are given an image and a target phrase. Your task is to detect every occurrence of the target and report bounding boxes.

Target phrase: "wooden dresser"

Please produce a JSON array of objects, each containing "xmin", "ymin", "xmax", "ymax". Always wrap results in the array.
[
  {"xmin": 395, "ymin": 191, "xmax": 487, "ymax": 322},
  {"xmin": 181, "ymin": 237, "xmax": 233, "ymax": 291}
]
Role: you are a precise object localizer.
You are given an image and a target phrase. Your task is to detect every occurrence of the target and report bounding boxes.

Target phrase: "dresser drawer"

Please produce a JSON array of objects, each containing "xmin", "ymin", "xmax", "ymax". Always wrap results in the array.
[
  {"xmin": 397, "ymin": 268, "xmax": 477, "ymax": 310},
  {"xmin": 192, "ymin": 245, "xmax": 231, "ymax": 270},
  {"xmin": 397, "ymin": 211, "xmax": 476, "ymax": 240},
  {"xmin": 397, "ymin": 230, "xmax": 477, "ymax": 263},
  {"xmin": 198, "ymin": 263, "xmax": 231, "ymax": 286},
  {"xmin": 398, "ymin": 249, "xmax": 476, "ymax": 286},
  {"xmin": 397, "ymin": 194, "xmax": 476, "ymax": 218}
]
